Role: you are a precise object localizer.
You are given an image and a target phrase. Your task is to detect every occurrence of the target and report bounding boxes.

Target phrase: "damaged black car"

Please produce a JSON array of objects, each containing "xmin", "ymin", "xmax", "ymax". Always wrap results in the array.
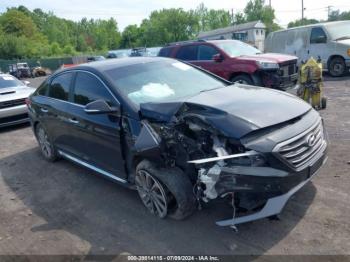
[{"xmin": 27, "ymin": 57, "xmax": 328, "ymax": 227}]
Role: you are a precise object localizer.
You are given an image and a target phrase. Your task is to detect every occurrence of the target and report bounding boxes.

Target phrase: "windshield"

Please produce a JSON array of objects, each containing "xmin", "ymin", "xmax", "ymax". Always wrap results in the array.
[
  {"xmin": 325, "ymin": 21, "xmax": 350, "ymax": 40},
  {"xmin": 105, "ymin": 60, "xmax": 226, "ymax": 106},
  {"xmin": 214, "ymin": 40, "xmax": 261, "ymax": 57},
  {"xmin": 0, "ymin": 75, "xmax": 24, "ymax": 89}
]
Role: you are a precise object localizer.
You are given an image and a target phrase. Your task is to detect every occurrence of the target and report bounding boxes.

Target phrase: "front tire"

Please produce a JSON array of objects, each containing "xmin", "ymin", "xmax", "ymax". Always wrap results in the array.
[
  {"xmin": 35, "ymin": 123, "xmax": 58, "ymax": 162},
  {"xmin": 231, "ymin": 75, "xmax": 254, "ymax": 85},
  {"xmin": 329, "ymin": 57, "xmax": 346, "ymax": 77},
  {"xmin": 135, "ymin": 160, "xmax": 196, "ymax": 220}
]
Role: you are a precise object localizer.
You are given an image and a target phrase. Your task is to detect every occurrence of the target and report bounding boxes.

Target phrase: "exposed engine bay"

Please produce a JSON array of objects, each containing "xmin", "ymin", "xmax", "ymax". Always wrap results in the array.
[
  {"xmin": 133, "ymin": 98, "xmax": 327, "ymax": 227},
  {"xmin": 135, "ymin": 103, "xmax": 280, "ymax": 215}
]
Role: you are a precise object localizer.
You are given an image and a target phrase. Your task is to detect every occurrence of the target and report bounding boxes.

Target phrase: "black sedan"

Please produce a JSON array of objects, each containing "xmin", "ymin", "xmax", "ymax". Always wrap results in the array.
[{"xmin": 27, "ymin": 57, "xmax": 327, "ymax": 226}]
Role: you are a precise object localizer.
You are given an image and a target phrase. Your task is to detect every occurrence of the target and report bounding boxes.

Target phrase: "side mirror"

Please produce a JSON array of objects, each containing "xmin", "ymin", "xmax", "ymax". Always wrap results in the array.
[
  {"xmin": 84, "ymin": 99, "xmax": 119, "ymax": 114},
  {"xmin": 212, "ymin": 53, "xmax": 223, "ymax": 62},
  {"xmin": 23, "ymin": 80, "xmax": 30, "ymax": 86}
]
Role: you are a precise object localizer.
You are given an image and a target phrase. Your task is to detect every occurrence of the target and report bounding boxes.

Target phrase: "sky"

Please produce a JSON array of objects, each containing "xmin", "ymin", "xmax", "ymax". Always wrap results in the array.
[{"xmin": 1, "ymin": 0, "xmax": 350, "ymax": 30}]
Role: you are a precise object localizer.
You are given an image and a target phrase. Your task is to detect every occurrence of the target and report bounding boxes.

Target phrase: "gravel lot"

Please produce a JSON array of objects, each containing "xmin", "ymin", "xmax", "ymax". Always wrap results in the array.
[{"xmin": 0, "ymin": 75, "xmax": 349, "ymax": 257}]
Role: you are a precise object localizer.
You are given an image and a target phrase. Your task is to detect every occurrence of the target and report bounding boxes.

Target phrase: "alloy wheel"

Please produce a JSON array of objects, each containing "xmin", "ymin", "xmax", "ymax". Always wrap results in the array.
[
  {"xmin": 135, "ymin": 170, "xmax": 168, "ymax": 218},
  {"xmin": 37, "ymin": 126, "xmax": 52, "ymax": 159},
  {"xmin": 332, "ymin": 63, "xmax": 344, "ymax": 76}
]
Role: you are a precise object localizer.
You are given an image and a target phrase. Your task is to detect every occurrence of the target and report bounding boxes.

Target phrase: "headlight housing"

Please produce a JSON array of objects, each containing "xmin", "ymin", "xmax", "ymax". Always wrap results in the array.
[
  {"xmin": 227, "ymin": 151, "xmax": 267, "ymax": 167},
  {"xmin": 256, "ymin": 61, "xmax": 279, "ymax": 70}
]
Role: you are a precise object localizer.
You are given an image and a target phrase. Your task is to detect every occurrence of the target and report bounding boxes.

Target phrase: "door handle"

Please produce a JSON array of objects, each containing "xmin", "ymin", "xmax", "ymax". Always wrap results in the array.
[
  {"xmin": 68, "ymin": 118, "xmax": 79, "ymax": 124},
  {"xmin": 40, "ymin": 108, "xmax": 48, "ymax": 113}
]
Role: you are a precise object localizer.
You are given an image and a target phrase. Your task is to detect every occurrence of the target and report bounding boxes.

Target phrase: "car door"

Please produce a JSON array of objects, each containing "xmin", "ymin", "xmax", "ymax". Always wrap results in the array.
[
  {"xmin": 308, "ymin": 27, "xmax": 328, "ymax": 66},
  {"xmin": 293, "ymin": 28, "xmax": 310, "ymax": 64},
  {"xmin": 63, "ymin": 71, "xmax": 126, "ymax": 178},
  {"xmin": 42, "ymin": 72, "xmax": 74, "ymax": 153},
  {"xmin": 192, "ymin": 44, "xmax": 225, "ymax": 78}
]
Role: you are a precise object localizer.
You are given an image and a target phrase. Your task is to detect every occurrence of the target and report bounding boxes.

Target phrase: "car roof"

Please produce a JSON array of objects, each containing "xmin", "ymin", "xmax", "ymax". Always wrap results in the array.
[
  {"xmin": 65, "ymin": 57, "xmax": 173, "ymax": 72},
  {"xmin": 272, "ymin": 20, "xmax": 350, "ymax": 33},
  {"xmin": 163, "ymin": 39, "xmax": 241, "ymax": 48}
]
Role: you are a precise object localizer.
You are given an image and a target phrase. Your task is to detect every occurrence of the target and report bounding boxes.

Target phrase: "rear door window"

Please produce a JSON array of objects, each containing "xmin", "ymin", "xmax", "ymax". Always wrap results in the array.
[
  {"xmin": 48, "ymin": 72, "xmax": 73, "ymax": 101},
  {"xmin": 73, "ymin": 72, "xmax": 115, "ymax": 106},
  {"xmin": 198, "ymin": 45, "xmax": 219, "ymax": 60},
  {"xmin": 158, "ymin": 47, "xmax": 173, "ymax": 57},
  {"xmin": 175, "ymin": 45, "xmax": 198, "ymax": 61}
]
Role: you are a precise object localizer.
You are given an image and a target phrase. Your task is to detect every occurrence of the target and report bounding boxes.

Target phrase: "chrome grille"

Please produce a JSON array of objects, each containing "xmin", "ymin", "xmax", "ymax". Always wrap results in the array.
[
  {"xmin": 274, "ymin": 120, "xmax": 326, "ymax": 170},
  {"xmin": 0, "ymin": 98, "xmax": 26, "ymax": 109},
  {"xmin": 280, "ymin": 64, "xmax": 297, "ymax": 76}
]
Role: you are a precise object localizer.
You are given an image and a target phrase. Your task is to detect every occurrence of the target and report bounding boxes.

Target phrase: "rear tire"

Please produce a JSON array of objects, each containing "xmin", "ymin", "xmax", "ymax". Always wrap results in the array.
[
  {"xmin": 321, "ymin": 96, "xmax": 327, "ymax": 109},
  {"xmin": 35, "ymin": 123, "xmax": 58, "ymax": 162},
  {"xmin": 135, "ymin": 160, "xmax": 196, "ymax": 220},
  {"xmin": 329, "ymin": 57, "xmax": 346, "ymax": 77},
  {"xmin": 231, "ymin": 75, "xmax": 254, "ymax": 85}
]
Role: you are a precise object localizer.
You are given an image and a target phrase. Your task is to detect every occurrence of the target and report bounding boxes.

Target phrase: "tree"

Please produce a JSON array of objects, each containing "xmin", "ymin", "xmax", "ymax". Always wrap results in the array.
[
  {"xmin": 121, "ymin": 25, "xmax": 141, "ymax": 48},
  {"xmin": 288, "ymin": 18, "xmax": 319, "ymax": 28},
  {"xmin": 194, "ymin": 3, "xmax": 231, "ymax": 33},
  {"xmin": 243, "ymin": 0, "xmax": 280, "ymax": 32},
  {"xmin": 63, "ymin": 45, "xmax": 75, "ymax": 55},
  {"xmin": 328, "ymin": 10, "xmax": 350, "ymax": 21},
  {"xmin": 233, "ymin": 12, "xmax": 246, "ymax": 25},
  {"xmin": 139, "ymin": 8, "xmax": 198, "ymax": 46},
  {"xmin": 0, "ymin": 9, "xmax": 38, "ymax": 38},
  {"xmin": 0, "ymin": 34, "xmax": 28, "ymax": 59},
  {"xmin": 50, "ymin": 42, "xmax": 62, "ymax": 56}
]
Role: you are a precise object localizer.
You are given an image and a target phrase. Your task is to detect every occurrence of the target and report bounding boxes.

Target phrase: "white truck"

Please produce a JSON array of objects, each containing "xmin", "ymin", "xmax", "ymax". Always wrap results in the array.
[{"xmin": 265, "ymin": 21, "xmax": 350, "ymax": 76}]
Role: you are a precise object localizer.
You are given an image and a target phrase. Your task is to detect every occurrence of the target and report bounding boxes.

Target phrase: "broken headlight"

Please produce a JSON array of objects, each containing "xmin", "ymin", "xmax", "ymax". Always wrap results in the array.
[
  {"xmin": 228, "ymin": 152, "xmax": 266, "ymax": 167},
  {"xmin": 256, "ymin": 61, "xmax": 279, "ymax": 70}
]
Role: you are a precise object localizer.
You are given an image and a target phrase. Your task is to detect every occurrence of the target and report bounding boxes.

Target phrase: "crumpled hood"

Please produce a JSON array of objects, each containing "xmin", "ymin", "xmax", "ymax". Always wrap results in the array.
[
  {"xmin": 0, "ymin": 86, "xmax": 35, "ymax": 102},
  {"xmin": 140, "ymin": 84, "xmax": 312, "ymax": 139},
  {"xmin": 238, "ymin": 53, "xmax": 298, "ymax": 64}
]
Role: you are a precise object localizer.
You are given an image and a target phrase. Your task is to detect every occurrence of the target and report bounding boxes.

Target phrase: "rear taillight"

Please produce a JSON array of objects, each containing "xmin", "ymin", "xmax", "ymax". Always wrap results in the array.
[{"xmin": 25, "ymin": 98, "xmax": 31, "ymax": 107}]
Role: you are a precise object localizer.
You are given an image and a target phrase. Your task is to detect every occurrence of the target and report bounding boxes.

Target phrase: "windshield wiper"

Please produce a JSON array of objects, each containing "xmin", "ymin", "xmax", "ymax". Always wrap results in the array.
[{"xmin": 334, "ymin": 36, "xmax": 350, "ymax": 41}]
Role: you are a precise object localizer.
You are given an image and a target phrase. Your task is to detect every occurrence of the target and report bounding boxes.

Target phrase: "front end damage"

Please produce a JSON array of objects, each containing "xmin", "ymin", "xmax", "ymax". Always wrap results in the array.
[{"xmin": 134, "ymin": 100, "xmax": 328, "ymax": 227}]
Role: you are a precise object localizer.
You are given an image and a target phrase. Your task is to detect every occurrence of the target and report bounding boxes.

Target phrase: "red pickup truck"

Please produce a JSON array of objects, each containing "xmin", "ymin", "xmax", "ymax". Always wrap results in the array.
[{"xmin": 159, "ymin": 39, "xmax": 298, "ymax": 90}]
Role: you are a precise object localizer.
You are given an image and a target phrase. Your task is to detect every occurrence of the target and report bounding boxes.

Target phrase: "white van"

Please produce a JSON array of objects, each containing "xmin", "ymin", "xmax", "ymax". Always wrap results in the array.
[{"xmin": 265, "ymin": 21, "xmax": 350, "ymax": 76}]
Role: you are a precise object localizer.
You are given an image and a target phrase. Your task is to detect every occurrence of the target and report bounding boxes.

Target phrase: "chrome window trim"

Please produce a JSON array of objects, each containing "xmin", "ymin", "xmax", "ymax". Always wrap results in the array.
[
  {"xmin": 70, "ymin": 69, "xmax": 121, "ymax": 106},
  {"xmin": 58, "ymin": 150, "xmax": 127, "ymax": 184},
  {"xmin": 43, "ymin": 69, "xmax": 120, "ymax": 107}
]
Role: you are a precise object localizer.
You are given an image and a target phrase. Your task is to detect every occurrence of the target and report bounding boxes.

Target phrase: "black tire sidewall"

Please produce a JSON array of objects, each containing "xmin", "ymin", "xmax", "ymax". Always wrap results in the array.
[
  {"xmin": 35, "ymin": 123, "xmax": 58, "ymax": 162},
  {"xmin": 231, "ymin": 75, "xmax": 254, "ymax": 85},
  {"xmin": 329, "ymin": 57, "xmax": 346, "ymax": 77},
  {"xmin": 136, "ymin": 160, "xmax": 196, "ymax": 220}
]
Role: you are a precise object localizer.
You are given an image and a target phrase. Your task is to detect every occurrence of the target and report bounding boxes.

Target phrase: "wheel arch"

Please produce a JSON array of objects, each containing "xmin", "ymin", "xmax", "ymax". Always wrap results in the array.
[
  {"xmin": 229, "ymin": 72, "xmax": 254, "ymax": 82},
  {"xmin": 327, "ymin": 54, "xmax": 345, "ymax": 69}
]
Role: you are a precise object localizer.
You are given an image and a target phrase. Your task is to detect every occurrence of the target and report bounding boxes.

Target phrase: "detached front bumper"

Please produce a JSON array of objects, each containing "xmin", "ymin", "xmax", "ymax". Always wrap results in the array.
[
  {"xmin": 215, "ymin": 149, "xmax": 327, "ymax": 226},
  {"xmin": 259, "ymin": 70, "xmax": 298, "ymax": 90}
]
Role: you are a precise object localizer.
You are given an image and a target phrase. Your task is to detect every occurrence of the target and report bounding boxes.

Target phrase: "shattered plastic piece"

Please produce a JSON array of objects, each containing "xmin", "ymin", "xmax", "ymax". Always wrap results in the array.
[
  {"xmin": 200, "ymin": 165, "xmax": 222, "ymax": 200},
  {"xmin": 216, "ymin": 168, "xmax": 322, "ymax": 226},
  {"xmin": 134, "ymin": 122, "xmax": 161, "ymax": 152}
]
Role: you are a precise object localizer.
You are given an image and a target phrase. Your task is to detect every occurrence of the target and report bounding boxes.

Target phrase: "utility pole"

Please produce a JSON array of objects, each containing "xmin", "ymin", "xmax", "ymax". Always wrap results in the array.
[
  {"xmin": 269, "ymin": 0, "xmax": 271, "ymax": 7},
  {"xmin": 231, "ymin": 8, "xmax": 234, "ymax": 25},
  {"xmin": 301, "ymin": 0, "xmax": 304, "ymax": 20},
  {"xmin": 327, "ymin": 5, "xmax": 333, "ymax": 20}
]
